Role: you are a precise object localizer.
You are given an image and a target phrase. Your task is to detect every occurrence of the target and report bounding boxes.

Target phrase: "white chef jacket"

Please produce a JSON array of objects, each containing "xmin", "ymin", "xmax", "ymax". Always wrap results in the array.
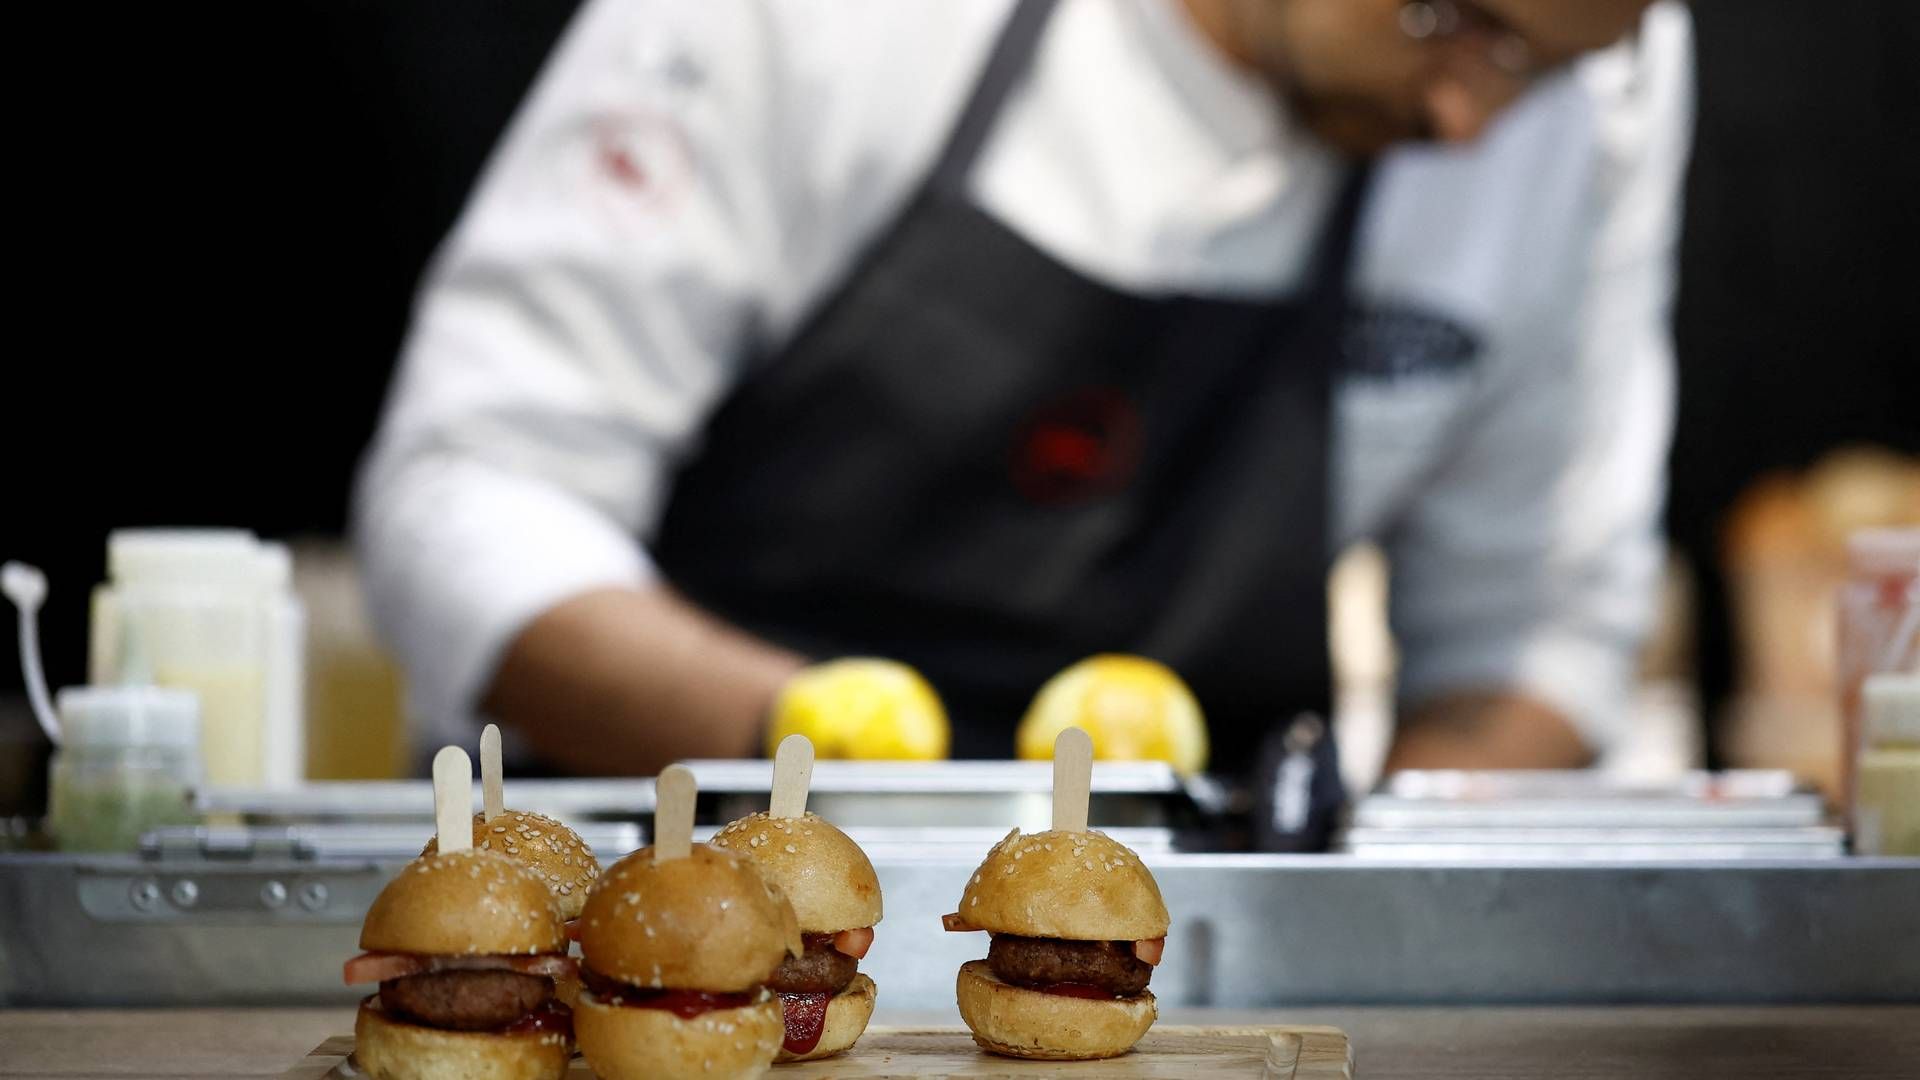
[{"xmin": 355, "ymin": 0, "xmax": 1694, "ymax": 755}]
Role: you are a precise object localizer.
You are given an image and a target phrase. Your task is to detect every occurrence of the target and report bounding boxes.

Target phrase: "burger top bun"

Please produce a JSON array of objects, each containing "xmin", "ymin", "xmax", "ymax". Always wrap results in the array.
[
  {"xmin": 958, "ymin": 829, "xmax": 1169, "ymax": 941},
  {"xmin": 710, "ymin": 812, "xmax": 882, "ymax": 933},
  {"xmin": 423, "ymin": 810, "xmax": 601, "ymax": 920},
  {"xmin": 360, "ymin": 849, "xmax": 565, "ymax": 956},
  {"xmin": 580, "ymin": 843, "xmax": 802, "ymax": 992}
]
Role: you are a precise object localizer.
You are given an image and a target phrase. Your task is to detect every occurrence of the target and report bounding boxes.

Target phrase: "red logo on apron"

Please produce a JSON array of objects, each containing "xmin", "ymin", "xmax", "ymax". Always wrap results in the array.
[
  {"xmin": 1010, "ymin": 388, "xmax": 1141, "ymax": 504},
  {"xmin": 589, "ymin": 110, "xmax": 692, "ymax": 218}
]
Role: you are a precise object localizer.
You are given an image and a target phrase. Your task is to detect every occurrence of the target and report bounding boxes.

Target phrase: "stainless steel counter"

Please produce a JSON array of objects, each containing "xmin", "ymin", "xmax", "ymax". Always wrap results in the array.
[{"xmin": 5, "ymin": 851, "xmax": 1916, "ymax": 1007}]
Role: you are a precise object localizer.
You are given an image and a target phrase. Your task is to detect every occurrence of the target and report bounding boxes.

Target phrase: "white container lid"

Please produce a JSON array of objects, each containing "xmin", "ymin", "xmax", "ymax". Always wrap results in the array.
[
  {"xmin": 57, "ymin": 686, "xmax": 201, "ymax": 749},
  {"xmin": 108, "ymin": 529, "xmax": 261, "ymax": 587},
  {"xmin": 1863, "ymin": 673, "xmax": 1920, "ymax": 744},
  {"xmin": 1847, "ymin": 528, "xmax": 1920, "ymax": 578}
]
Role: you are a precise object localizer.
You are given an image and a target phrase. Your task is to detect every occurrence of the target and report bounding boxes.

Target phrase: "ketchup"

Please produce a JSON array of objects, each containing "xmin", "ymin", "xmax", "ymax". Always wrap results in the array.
[
  {"xmin": 1039, "ymin": 982, "xmax": 1118, "ymax": 999},
  {"xmin": 779, "ymin": 991, "xmax": 830, "ymax": 1056},
  {"xmin": 610, "ymin": 988, "xmax": 755, "ymax": 1020},
  {"xmin": 502, "ymin": 1000, "xmax": 573, "ymax": 1039}
]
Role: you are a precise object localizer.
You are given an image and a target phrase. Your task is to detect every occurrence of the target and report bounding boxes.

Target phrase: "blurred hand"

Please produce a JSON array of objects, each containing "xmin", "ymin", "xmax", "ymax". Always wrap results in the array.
[
  {"xmin": 1382, "ymin": 690, "xmax": 1594, "ymax": 773},
  {"xmin": 486, "ymin": 586, "xmax": 805, "ymax": 775}
]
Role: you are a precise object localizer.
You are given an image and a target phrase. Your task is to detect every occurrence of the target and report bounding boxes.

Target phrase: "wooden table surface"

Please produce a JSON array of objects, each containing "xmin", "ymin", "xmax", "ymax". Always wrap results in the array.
[{"xmin": 2, "ymin": 1006, "xmax": 1916, "ymax": 1079}]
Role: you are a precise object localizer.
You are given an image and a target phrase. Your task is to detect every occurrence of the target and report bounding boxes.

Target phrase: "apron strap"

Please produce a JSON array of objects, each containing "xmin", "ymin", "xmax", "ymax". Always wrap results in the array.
[
  {"xmin": 1306, "ymin": 163, "xmax": 1375, "ymax": 307},
  {"xmin": 928, "ymin": 0, "xmax": 1064, "ymax": 197}
]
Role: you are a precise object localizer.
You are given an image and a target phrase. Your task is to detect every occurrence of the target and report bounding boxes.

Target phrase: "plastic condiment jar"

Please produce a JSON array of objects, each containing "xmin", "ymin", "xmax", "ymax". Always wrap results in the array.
[
  {"xmin": 47, "ymin": 686, "xmax": 201, "ymax": 852},
  {"xmin": 1855, "ymin": 674, "xmax": 1920, "ymax": 856},
  {"xmin": 89, "ymin": 529, "xmax": 306, "ymax": 788}
]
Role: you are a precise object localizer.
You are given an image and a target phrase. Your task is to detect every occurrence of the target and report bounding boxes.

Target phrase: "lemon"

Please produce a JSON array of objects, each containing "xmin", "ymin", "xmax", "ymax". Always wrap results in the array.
[
  {"xmin": 768, "ymin": 658, "xmax": 950, "ymax": 760},
  {"xmin": 1017, "ymin": 655, "xmax": 1209, "ymax": 774}
]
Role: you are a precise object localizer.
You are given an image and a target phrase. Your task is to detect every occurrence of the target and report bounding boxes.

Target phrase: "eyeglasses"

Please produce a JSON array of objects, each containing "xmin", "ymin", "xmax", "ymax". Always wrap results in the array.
[{"xmin": 1398, "ymin": 0, "xmax": 1535, "ymax": 78}]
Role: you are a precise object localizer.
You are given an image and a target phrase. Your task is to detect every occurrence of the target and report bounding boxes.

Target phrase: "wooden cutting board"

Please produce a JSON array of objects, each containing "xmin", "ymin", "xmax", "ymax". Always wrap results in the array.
[{"xmin": 283, "ymin": 1024, "xmax": 1352, "ymax": 1079}]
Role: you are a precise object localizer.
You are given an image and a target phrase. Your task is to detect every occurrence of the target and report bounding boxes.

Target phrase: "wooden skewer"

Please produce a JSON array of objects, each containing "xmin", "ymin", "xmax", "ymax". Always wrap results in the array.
[
  {"xmin": 480, "ymin": 723, "xmax": 505, "ymax": 822},
  {"xmin": 654, "ymin": 764, "xmax": 696, "ymax": 862},
  {"xmin": 768, "ymin": 734, "xmax": 815, "ymax": 820},
  {"xmin": 433, "ymin": 746, "xmax": 474, "ymax": 854},
  {"xmin": 1052, "ymin": 726, "xmax": 1093, "ymax": 833}
]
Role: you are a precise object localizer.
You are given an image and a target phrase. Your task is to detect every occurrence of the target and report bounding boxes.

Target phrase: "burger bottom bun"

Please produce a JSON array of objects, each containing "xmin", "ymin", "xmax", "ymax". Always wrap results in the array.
[
  {"xmin": 955, "ymin": 959, "xmax": 1156, "ymax": 1061},
  {"xmin": 774, "ymin": 972, "xmax": 877, "ymax": 1062},
  {"xmin": 574, "ymin": 990, "xmax": 783, "ymax": 1080},
  {"xmin": 353, "ymin": 999, "xmax": 568, "ymax": 1080}
]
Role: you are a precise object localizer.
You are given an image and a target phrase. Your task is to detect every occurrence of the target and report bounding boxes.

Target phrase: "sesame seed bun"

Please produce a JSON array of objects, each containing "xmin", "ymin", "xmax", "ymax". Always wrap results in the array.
[
  {"xmin": 360, "ymin": 850, "xmax": 565, "ymax": 956},
  {"xmin": 709, "ymin": 812, "xmax": 882, "ymax": 933},
  {"xmin": 353, "ymin": 996, "xmax": 570, "ymax": 1080},
  {"xmin": 957, "ymin": 829, "xmax": 1169, "ymax": 941},
  {"xmin": 579, "ymin": 843, "xmax": 801, "ymax": 993},
  {"xmin": 773, "ymin": 973, "xmax": 876, "ymax": 1063},
  {"xmin": 573, "ymin": 989, "xmax": 783, "ymax": 1080},
  {"xmin": 423, "ymin": 811, "xmax": 601, "ymax": 921},
  {"xmin": 955, "ymin": 960, "xmax": 1156, "ymax": 1060}
]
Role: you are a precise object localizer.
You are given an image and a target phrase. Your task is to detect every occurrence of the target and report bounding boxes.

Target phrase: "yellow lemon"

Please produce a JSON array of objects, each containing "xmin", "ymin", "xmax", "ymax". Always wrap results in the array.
[
  {"xmin": 1017, "ymin": 655, "xmax": 1209, "ymax": 774},
  {"xmin": 768, "ymin": 658, "xmax": 950, "ymax": 760}
]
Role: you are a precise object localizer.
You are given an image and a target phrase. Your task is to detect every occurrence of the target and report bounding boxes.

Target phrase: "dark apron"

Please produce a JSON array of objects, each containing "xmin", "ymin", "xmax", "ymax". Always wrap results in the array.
[{"xmin": 654, "ymin": 0, "xmax": 1368, "ymax": 837}]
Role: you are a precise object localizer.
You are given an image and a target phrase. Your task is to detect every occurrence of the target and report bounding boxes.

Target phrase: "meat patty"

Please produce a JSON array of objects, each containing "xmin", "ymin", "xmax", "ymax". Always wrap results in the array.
[
  {"xmin": 766, "ymin": 935, "xmax": 858, "ymax": 995},
  {"xmin": 987, "ymin": 935, "xmax": 1153, "ymax": 997},
  {"xmin": 380, "ymin": 969, "xmax": 552, "ymax": 1030}
]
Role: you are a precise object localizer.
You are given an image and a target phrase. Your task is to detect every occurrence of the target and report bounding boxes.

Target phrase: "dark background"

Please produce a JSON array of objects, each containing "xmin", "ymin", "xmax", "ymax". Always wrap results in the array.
[{"xmin": 4, "ymin": 1, "xmax": 1916, "ymax": 793}]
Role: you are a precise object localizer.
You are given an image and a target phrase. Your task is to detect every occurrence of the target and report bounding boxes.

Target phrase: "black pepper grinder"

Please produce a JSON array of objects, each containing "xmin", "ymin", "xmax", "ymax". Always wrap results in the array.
[{"xmin": 1252, "ymin": 712, "xmax": 1345, "ymax": 852}]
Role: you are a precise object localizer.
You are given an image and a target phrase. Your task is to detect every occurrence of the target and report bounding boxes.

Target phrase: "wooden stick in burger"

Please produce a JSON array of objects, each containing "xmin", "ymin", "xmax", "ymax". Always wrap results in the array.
[
  {"xmin": 343, "ymin": 746, "xmax": 575, "ymax": 1080},
  {"xmin": 574, "ymin": 764, "xmax": 802, "ymax": 1080},
  {"xmin": 943, "ymin": 726, "xmax": 1171, "ymax": 1060},
  {"xmin": 422, "ymin": 724, "xmax": 601, "ymax": 930},
  {"xmin": 710, "ymin": 735, "xmax": 883, "ymax": 1061}
]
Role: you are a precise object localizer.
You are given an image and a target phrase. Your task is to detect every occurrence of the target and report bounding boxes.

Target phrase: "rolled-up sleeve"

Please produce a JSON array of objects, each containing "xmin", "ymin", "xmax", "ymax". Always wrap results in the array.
[
  {"xmin": 353, "ymin": 0, "xmax": 784, "ymax": 741},
  {"xmin": 1389, "ymin": 6, "xmax": 1694, "ymax": 754}
]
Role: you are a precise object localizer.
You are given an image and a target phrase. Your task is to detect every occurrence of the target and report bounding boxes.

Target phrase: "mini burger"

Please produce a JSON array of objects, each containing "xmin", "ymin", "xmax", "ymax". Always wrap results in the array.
[
  {"xmin": 424, "ymin": 810, "xmax": 600, "ymax": 1007},
  {"xmin": 343, "ymin": 849, "xmax": 574, "ymax": 1080},
  {"xmin": 424, "ymin": 810, "xmax": 601, "ymax": 924},
  {"xmin": 573, "ymin": 843, "xmax": 802, "ymax": 1080},
  {"xmin": 710, "ymin": 811, "xmax": 880, "ymax": 1061},
  {"xmin": 943, "ymin": 828, "xmax": 1170, "ymax": 1060}
]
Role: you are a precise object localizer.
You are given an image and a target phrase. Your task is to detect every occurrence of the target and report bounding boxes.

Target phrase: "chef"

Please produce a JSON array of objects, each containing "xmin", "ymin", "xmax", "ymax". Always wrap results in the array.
[{"xmin": 357, "ymin": 0, "xmax": 1691, "ymax": 788}]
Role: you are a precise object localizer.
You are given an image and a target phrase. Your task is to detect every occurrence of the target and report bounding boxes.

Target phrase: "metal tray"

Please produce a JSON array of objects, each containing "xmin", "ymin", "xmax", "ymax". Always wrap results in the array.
[{"xmin": 195, "ymin": 760, "xmax": 1194, "ymax": 832}]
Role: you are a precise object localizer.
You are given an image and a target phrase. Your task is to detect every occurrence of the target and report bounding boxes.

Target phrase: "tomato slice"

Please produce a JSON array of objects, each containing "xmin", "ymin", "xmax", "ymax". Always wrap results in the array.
[
  {"xmin": 941, "ymin": 913, "xmax": 980, "ymax": 932},
  {"xmin": 1134, "ymin": 937, "xmax": 1165, "ymax": 966},
  {"xmin": 779, "ymin": 990, "xmax": 830, "ymax": 1056},
  {"xmin": 565, "ymin": 918, "xmax": 582, "ymax": 943},
  {"xmin": 343, "ymin": 953, "xmax": 424, "ymax": 984},
  {"xmin": 832, "ymin": 927, "xmax": 874, "ymax": 959},
  {"xmin": 342, "ymin": 951, "xmax": 576, "ymax": 986}
]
